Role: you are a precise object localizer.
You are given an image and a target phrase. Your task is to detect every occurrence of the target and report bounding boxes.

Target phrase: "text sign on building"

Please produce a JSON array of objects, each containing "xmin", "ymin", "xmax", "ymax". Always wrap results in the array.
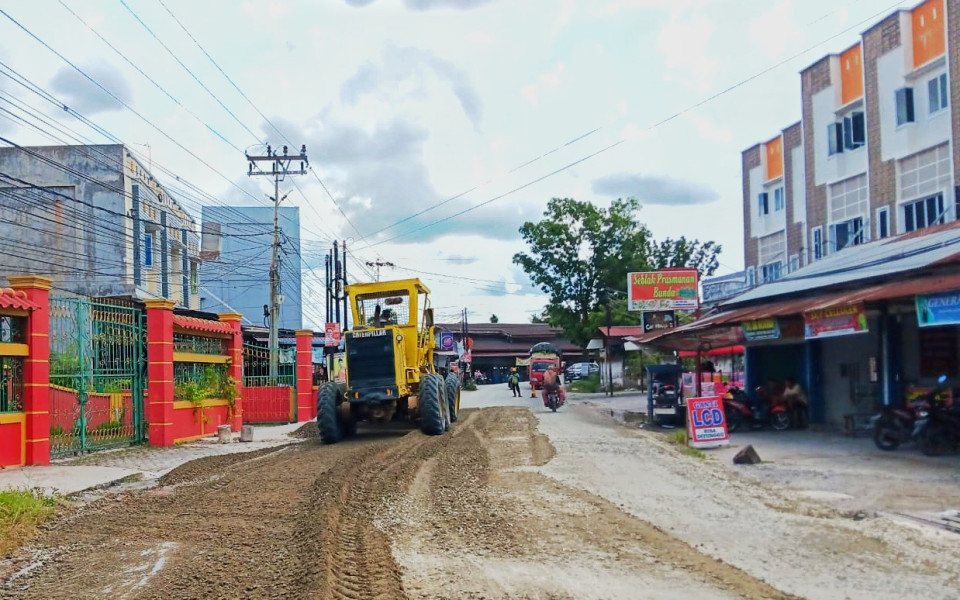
[
  {"xmin": 803, "ymin": 304, "xmax": 868, "ymax": 339},
  {"xmin": 916, "ymin": 290, "xmax": 960, "ymax": 327},
  {"xmin": 685, "ymin": 396, "xmax": 729, "ymax": 449},
  {"xmin": 324, "ymin": 323, "xmax": 342, "ymax": 347},
  {"xmin": 439, "ymin": 331, "xmax": 456, "ymax": 351},
  {"xmin": 741, "ymin": 318, "xmax": 780, "ymax": 341},
  {"xmin": 628, "ymin": 269, "xmax": 699, "ymax": 311},
  {"xmin": 641, "ymin": 311, "xmax": 677, "ymax": 332}
]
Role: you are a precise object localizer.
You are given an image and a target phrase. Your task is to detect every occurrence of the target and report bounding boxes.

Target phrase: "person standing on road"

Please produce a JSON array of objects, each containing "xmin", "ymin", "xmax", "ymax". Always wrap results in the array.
[
  {"xmin": 508, "ymin": 368, "xmax": 521, "ymax": 397},
  {"xmin": 541, "ymin": 364, "xmax": 566, "ymax": 407},
  {"xmin": 783, "ymin": 377, "xmax": 809, "ymax": 429}
]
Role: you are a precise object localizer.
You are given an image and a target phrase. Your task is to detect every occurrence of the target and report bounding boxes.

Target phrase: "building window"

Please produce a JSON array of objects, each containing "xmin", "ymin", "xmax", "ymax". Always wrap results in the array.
[
  {"xmin": 896, "ymin": 88, "xmax": 915, "ymax": 125},
  {"xmin": 843, "ymin": 112, "xmax": 865, "ymax": 150},
  {"xmin": 144, "ymin": 233, "xmax": 154, "ymax": 268},
  {"xmin": 876, "ymin": 206, "xmax": 890, "ymax": 239},
  {"xmin": 811, "ymin": 226, "xmax": 823, "ymax": 261},
  {"xmin": 190, "ymin": 263, "xmax": 199, "ymax": 295},
  {"xmin": 828, "ymin": 122, "xmax": 843, "ymax": 156},
  {"xmin": 747, "ymin": 267, "xmax": 755, "ymax": 288},
  {"xmin": 758, "ymin": 231, "xmax": 785, "ymax": 282},
  {"xmin": 903, "ymin": 193, "xmax": 945, "ymax": 232},
  {"xmin": 831, "ymin": 217, "xmax": 865, "ymax": 251},
  {"xmin": 789, "ymin": 254, "xmax": 799, "ymax": 273},
  {"xmin": 829, "ymin": 174, "xmax": 868, "ymax": 225},
  {"xmin": 758, "ymin": 192, "xmax": 769, "ymax": 216},
  {"xmin": 928, "ymin": 73, "xmax": 948, "ymax": 114},
  {"xmin": 774, "ymin": 187, "xmax": 785, "ymax": 212}
]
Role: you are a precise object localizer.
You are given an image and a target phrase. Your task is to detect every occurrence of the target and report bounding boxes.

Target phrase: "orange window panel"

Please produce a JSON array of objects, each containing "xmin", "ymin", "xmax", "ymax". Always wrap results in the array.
[
  {"xmin": 765, "ymin": 136, "xmax": 783, "ymax": 181},
  {"xmin": 913, "ymin": 0, "xmax": 945, "ymax": 68},
  {"xmin": 840, "ymin": 44, "xmax": 863, "ymax": 105}
]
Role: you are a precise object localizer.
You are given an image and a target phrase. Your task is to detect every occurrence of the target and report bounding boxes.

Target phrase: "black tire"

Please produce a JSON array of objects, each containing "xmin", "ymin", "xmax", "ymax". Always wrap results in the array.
[
  {"xmin": 316, "ymin": 383, "xmax": 343, "ymax": 445},
  {"xmin": 445, "ymin": 374, "xmax": 461, "ymax": 423},
  {"xmin": 725, "ymin": 409, "xmax": 742, "ymax": 433},
  {"xmin": 920, "ymin": 425, "xmax": 951, "ymax": 457},
  {"xmin": 770, "ymin": 411, "xmax": 791, "ymax": 431},
  {"xmin": 419, "ymin": 374, "xmax": 445, "ymax": 436},
  {"xmin": 872, "ymin": 416, "xmax": 900, "ymax": 451}
]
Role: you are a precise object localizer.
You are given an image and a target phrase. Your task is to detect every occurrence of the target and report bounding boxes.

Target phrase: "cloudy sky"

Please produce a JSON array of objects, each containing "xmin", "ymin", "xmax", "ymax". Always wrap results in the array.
[{"xmin": 0, "ymin": 0, "xmax": 911, "ymax": 327}]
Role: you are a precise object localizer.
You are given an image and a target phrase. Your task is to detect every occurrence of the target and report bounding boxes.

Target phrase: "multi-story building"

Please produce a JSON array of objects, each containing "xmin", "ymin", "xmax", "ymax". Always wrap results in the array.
[
  {"xmin": 0, "ymin": 144, "xmax": 200, "ymax": 308},
  {"xmin": 199, "ymin": 205, "xmax": 302, "ymax": 331},
  {"xmin": 742, "ymin": 0, "xmax": 957, "ymax": 284}
]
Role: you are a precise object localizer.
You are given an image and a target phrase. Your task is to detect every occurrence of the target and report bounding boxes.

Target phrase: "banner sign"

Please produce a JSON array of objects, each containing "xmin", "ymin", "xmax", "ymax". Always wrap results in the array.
[
  {"xmin": 741, "ymin": 318, "xmax": 780, "ymax": 341},
  {"xmin": 439, "ymin": 331, "xmax": 456, "ymax": 352},
  {"xmin": 324, "ymin": 323, "xmax": 342, "ymax": 347},
  {"xmin": 330, "ymin": 352, "xmax": 347, "ymax": 383},
  {"xmin": 803, "ymin": 304, "xmax": 868, "ymax": 339},
  {"xmin": 628, "ymin": 269, "xmax": 699, "ymax": 311},
  {"xmin": 916, "ymin": 290, "xmax": 960, "ymax": 327},
  {"xmin": 686, "ymin": 396, "xmax": 729, "ymax": 448},
  {"xmin": 641, "ymin": 311, "xmax": 677, "ymax": 332}
]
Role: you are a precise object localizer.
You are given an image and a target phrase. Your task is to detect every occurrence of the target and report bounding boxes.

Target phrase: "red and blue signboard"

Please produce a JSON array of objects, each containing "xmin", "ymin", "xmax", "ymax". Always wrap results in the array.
[{"xmin": 685, "ymin": 396, "xmax": 730, "ymax": 448}]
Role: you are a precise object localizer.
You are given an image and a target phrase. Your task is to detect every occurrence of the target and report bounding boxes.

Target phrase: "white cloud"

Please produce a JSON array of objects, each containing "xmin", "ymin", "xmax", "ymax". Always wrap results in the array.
[
  {"xmin": 657, "ymin": 15, "xmax": 718, "ymax": 93},
  {"xmin": 687, "ymin": 113, "xmax": 732, "ymax": 144},
  {"xmin": 749, "ymin": 1, "xmax": 803, "ymax": 61}
]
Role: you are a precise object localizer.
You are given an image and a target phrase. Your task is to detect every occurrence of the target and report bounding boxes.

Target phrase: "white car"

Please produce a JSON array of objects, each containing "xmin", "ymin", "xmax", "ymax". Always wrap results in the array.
[{"xmin": 565, "ymin": 362, "xmax": 600, "ymax": 381}]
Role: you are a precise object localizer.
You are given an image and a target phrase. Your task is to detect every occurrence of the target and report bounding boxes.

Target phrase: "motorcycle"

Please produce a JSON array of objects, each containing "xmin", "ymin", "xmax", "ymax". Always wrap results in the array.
[
  {"xmin": 912, "ymin": 375, "xmax": 960, "ymax": 456},
  {"xmin": 722, "ymin": 385, "xmax": 791, "ymax": 432},
  {"xmin": 546, "ymin": 388, "xmax": 563, "ymax": 412},
  {"xmin": 872, "ymin": 395, "xmax": 933, "ymax": 451}
]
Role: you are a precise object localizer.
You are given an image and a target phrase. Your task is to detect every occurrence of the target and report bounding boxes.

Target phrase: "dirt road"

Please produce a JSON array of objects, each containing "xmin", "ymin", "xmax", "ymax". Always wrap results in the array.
[{"xmin": 2, "ymin": 386, "xmax": 959, "ymax": 599}]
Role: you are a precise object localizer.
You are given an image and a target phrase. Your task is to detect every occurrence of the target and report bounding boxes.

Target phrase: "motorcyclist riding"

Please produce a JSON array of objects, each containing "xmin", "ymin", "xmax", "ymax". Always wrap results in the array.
[{"xmin": 541, "ymin": 364, "xmax": 566, "ymax": 408}]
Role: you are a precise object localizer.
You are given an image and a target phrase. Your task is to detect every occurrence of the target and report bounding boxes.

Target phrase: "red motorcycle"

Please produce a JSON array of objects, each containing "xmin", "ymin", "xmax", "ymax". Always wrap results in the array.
[{"xmin": 722, "ymin": 386, "xmax": 791, "ymax": 432}]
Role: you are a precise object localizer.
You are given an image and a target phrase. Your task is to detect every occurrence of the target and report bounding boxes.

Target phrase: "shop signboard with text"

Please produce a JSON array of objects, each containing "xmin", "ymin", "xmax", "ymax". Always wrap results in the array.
[
  {"xmin": 628, "ymin": 269, "xmax": 699, "ymax": 311},
  {"xmin": 741, "ymin": 318, "xmax": 780, "ymax": 341},
  {"xmin": 685, "ymin": 396, "xmax": 729, "ymax": 448},
  {"xmin": 641, "ymin": 310, "xmax": 677, "ymax": 332},
  {"xmin": 803, "ymin": 304, "xmax": 868, "ymax": 339},
  {"xmin": 916, "ymin": 290, "xmax": 960, "ymax": 327}
]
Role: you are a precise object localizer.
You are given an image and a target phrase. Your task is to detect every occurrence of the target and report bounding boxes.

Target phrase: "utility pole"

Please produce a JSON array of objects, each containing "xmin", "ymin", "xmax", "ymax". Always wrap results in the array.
[
  {"xmin": 342, "ymin": 240, "xmax": 349, "ymax": 331},
  {"xmin": 365, "ymin": 259, "xmax": 395, "ymax": 282},
  {"xmin": 246, "ymin": 143, "xmax": 308, "ymax": 378}
]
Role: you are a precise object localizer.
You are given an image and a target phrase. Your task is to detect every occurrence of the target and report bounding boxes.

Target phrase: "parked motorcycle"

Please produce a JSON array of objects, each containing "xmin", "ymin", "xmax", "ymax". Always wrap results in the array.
[
  {"xmin": 722, "ymin": 385, "xmax": 791, "ymax": 432},
  {"xmin": 872, "ymin": 395, "xmax": 933, "ymax": 451},
  {"xmin": 912, "ymin": 375, "xmax": 960, "ymax": 456}
]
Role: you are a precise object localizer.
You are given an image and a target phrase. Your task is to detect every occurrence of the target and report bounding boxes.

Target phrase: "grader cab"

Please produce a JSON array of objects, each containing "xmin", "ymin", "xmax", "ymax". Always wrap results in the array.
[{"xmin": 315, "ymin": 278, "xmax": 461, "ymax": 444}]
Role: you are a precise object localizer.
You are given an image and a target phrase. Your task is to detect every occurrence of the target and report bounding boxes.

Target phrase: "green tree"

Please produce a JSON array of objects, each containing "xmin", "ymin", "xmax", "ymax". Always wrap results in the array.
[
  {"xmin": 513, "ymin": 197, "xmax": 721, "ymax": 346},
  {"xmin": 489, "ymin": 314, "xmax": 499, "ymax": 323}
]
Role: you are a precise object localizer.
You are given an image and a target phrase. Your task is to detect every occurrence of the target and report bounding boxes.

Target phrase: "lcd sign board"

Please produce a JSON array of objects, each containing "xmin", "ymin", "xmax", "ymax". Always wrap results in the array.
[
  {"xmin": 685, "ymin": 396, "xmax": 729, "ymax": 449},
  {"xmin": 916, "ymin": 290, "xmax": 960, "ymax": 327},
  {"xmin": 628, "ymin": 269, "xmax": 699, "ymax": 311},
  {"xmin": 803, "ymin": 304, "xmax": 868, "ymax": 339}
]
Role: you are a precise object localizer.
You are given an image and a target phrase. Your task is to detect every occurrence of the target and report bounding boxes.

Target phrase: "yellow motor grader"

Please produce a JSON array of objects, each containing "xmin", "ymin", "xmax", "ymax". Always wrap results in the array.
[{"xmin": 316, "ymin": 278, "xmax": 461, "ymax": 444}]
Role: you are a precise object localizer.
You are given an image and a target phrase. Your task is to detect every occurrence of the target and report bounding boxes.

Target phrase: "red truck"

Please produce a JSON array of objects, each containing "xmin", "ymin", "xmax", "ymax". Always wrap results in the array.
[{"xmin": 528, "ymin": 342, "xmax": 562, "ymax": 391}]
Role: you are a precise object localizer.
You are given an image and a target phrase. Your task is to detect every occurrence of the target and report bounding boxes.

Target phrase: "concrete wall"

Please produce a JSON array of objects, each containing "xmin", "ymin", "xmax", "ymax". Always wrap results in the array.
[
  {"xmin": 200, "ymin": 206, "xmax": 303, "ymax": 330},
  {"xmin": 819, "ymin": 322, "xmax": 882, "ymax": 427}
]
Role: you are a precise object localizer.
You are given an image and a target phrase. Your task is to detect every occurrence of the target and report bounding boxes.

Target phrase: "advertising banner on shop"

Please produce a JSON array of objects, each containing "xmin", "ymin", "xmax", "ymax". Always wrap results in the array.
[
  {"xmin": 627, "ymin": 269, "xmax": 699, "ymax": 311},
  {"xmin": 741, "ymin": 318, "xmax": 780, "ymax": 341},
  {"xmin": 641, "ymin": 310, "xmax": 677, "ymax": 333},
  {"xmin": 324, "ymin": 323, "xmax": 342, "ymax": 347},
  {"xmin": 439, "ymin": 331, "xmax": 456, "ymax": 352},
  {"xmin": 685, "ymin": 396, "xmax": 729, "ymax": 448},
  {"xmin": 916, "ymin": 290, "xmax": 960, "ymax": 327},
  {"xmin": 803, "ymin": 304, "xmax": 868, "ymax": 339}
]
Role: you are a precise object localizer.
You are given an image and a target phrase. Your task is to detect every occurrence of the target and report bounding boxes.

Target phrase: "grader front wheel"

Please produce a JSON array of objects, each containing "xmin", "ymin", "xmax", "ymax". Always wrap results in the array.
[{"xmin": 419, "ymin": 374, "xmax": 445, "ymax": 436}]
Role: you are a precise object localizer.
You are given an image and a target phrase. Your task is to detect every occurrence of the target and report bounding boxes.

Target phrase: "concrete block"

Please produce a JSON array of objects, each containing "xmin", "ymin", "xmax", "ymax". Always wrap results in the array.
[
  {"xmin": 217, "ymin": 425, "xmax": 231, "ymax": 444},
  {"xmin": 240, "ymin": 425, "xmax": 254, "ymax": 443},
  {"xmin": 733, "ymin": 444, "xmax": 762, "ymax": 465}
]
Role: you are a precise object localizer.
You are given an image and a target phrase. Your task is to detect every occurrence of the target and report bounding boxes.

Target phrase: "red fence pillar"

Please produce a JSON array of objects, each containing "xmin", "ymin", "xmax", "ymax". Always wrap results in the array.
[
  {"xmin": 145, "ymin": 299, "xmax": 176, "ymax": 447},
  {"xmin": 219, "ymin": 313, "xmax": 244, "ymax": 432},
  {"xmin": 295, "ymin": 329, "xmax": 314, "ymax": 422},
  {"xmin": 8, "ymin": 275, "xmax": 52, "ymax": 466}
]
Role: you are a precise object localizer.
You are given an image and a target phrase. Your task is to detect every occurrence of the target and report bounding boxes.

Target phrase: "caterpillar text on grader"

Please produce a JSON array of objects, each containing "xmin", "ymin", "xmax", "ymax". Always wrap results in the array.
[{"xmin": 316, "ymin": 278, "xmax": 461, "ymax": 444}]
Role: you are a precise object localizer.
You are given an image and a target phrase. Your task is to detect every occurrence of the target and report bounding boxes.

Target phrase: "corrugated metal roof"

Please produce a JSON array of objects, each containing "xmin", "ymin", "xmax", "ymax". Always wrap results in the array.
[{"xmin": 726, "ymin": 223, "xmax": 960, "ymax": 306}]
